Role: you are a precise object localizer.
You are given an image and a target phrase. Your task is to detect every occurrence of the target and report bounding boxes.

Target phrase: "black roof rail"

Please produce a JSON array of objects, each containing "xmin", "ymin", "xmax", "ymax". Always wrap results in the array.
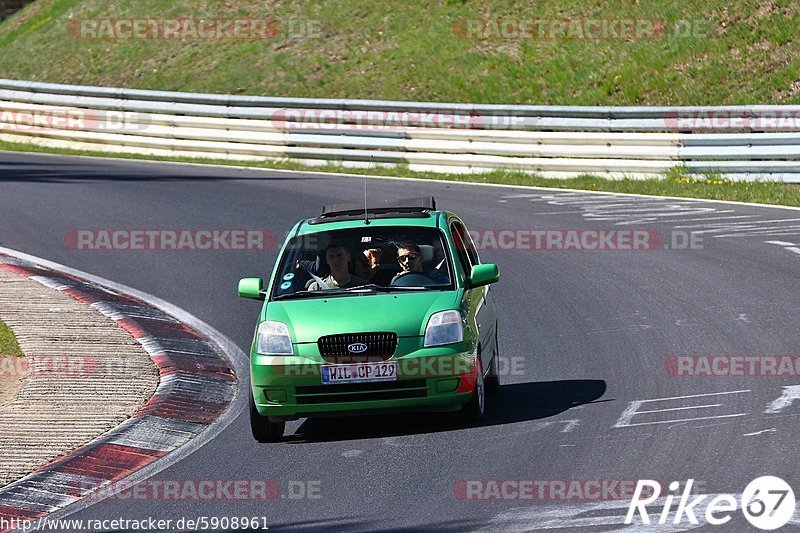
[{"xmin": 318, "ymin": 197, "xmax": 436, "ymax": 218}]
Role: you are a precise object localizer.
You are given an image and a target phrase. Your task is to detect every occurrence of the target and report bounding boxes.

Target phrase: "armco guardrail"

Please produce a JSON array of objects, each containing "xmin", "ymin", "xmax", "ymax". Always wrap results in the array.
[{"xmin": 1, "ymin": 79, "xmax": 800, "ymax": 180}]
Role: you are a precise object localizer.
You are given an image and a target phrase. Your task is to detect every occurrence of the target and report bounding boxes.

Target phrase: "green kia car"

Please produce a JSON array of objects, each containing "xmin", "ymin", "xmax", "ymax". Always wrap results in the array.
[{"xmin": 238, "ymin": 197, "xmax": 500, "ymax": 442}]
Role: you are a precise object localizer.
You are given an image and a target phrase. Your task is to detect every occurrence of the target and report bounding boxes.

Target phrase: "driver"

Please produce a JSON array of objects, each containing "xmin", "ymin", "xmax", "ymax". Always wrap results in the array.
[
  {"xmin": 392, "ymin": 242, "xmax": 449, "ymax": 285},
  {"xmin": 308, "ymin": 242, "xmax": 368, "ymax": 290}
]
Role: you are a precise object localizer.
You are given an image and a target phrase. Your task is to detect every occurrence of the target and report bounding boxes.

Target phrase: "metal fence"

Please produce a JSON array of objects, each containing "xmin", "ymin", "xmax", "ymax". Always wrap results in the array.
[{"xmin": 1, "ymin": 79, "xmax": 800, "ymax": 181}]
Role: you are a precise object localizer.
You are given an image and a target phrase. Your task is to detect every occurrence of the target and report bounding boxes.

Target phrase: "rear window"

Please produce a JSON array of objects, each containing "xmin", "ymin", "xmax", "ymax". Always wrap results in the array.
[{"xmin": 270, "ymin": 226, "xmax": 453, "ymax": 300}]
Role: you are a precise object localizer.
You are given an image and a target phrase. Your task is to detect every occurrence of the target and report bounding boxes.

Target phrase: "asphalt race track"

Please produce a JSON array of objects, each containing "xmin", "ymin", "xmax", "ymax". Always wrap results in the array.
[{"xmin": 2, "ymin": 151, "xmax": 800, "ymax": 531}]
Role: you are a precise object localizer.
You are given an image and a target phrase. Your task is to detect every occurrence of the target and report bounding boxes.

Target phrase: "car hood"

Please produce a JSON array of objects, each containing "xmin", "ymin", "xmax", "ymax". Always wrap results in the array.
[{"xmin": 264, "ymin": 291, "xmax": 461, "ymax": 343}]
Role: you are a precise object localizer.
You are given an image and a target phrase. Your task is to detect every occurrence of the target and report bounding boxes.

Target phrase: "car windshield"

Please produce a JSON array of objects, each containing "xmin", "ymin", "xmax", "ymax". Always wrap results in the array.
[{"xmin": 270, "ymin": 226, "xmax": 453, "ymax": 300}]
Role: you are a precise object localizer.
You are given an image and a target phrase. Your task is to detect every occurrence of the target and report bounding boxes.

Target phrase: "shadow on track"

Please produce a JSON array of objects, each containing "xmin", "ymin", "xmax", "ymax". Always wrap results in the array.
[
  {"xmin": 0, "ymin": 154, "xmax": 336, "ymax": 182},
  {"xmin": 285, "ymin": 379, "xmax": 608, "ymax": 443}
]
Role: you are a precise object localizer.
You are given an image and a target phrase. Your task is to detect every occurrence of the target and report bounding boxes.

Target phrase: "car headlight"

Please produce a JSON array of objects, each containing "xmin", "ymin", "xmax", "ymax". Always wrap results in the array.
[
  {"xmin": 256, "ymin": 321, "xmax": 293, "ymax": 355},
  {"xmin": 424, "ymin": 310, "xmax": 464, "ymax": 347}
]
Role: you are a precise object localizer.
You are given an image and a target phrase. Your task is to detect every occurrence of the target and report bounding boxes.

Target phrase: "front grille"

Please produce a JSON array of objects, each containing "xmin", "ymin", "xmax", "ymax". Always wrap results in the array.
[
  {"xmin": 317, "ymin": 332, "xmax": 397, "ymax": 363},
  {"xmin": 295, "ymin": 379, "xmax": 427, "ymax": 404}
]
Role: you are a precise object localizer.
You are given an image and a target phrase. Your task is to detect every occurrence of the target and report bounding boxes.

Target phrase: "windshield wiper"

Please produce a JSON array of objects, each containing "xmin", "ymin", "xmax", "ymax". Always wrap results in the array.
[
  {"xmin": 341, "ymin": 284, "xmax": 430, "ymax": 292},
  {"xmin": 274, "ymin": 284, "xmax": 440, "ymax": 300},
  {"xmin": 273, "ymin": 288, "xmax": 355, "ymax": 300}
]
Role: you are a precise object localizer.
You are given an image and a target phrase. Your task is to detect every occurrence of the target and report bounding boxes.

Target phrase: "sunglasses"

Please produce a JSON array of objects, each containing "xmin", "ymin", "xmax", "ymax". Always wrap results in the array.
[{"xmin": 398, "ymin": 253, "xmax": 420, "ymax": 262}]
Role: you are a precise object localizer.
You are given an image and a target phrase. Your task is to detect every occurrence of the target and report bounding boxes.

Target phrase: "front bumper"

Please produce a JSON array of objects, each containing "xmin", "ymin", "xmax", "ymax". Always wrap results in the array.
[{"xmin": 250, "ymin": 340, "xmax": 477, "ymax": 418}]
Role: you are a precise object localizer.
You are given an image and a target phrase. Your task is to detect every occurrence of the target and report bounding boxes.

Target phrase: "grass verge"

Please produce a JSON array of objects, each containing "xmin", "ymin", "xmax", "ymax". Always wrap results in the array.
[
  {"xmin": 3, "ymin": 139, "xmax": 800, "ymax": 207},
  {"xmin": 0, "ymin": 318, "xmax": 22, "ymax": 357},
  {"xmin": 0, "ymin": 1, "xmax": 798, "ymax": 105}
]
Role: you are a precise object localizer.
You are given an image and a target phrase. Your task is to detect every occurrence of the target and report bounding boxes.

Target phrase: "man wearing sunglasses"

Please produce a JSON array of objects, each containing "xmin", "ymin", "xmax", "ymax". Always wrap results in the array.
[{"xmin": 391, "ymin": 242, "xmax": 449, "ymax": 285}]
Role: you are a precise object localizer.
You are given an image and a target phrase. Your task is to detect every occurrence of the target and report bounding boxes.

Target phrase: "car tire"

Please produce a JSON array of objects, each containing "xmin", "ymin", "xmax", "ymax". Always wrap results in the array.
[
  {"xmin": 249, "ymin": 392, "xmax": 285, "ymax": 443},
  {"xmin": 460, "ymin": 351, "xmax": 485, "ymax": 422},
  {"xmin": 485, "ymin": 326, "xmax": 501, "ymax": 393}
]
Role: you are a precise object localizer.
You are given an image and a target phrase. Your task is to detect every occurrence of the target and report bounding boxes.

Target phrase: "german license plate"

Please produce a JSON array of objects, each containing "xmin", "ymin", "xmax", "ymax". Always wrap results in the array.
[{"xmin": 321, "ymin": 362, "xmax": 397, "ymax": 384}]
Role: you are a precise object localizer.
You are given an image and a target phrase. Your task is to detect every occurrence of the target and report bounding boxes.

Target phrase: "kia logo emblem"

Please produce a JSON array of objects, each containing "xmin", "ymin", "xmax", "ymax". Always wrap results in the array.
[{"xmin": 348, "ymin": 343, "xmax": 368, "ymax": 353}]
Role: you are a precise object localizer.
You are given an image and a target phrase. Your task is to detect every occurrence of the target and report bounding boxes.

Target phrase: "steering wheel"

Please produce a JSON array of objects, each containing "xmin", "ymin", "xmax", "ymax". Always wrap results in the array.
[{"xmin": 391, "ymin": 272, "xmax": 435, "ymax": 287}]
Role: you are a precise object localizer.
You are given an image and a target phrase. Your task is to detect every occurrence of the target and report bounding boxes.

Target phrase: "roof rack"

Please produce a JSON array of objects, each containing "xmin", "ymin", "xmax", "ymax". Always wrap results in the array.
[{"xmin": 318, "ymin": 197, "xmax": 436, "ymax": 218}]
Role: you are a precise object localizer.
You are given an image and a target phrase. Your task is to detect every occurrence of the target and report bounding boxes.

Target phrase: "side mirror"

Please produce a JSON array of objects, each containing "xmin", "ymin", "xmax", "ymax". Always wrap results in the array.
[
  {"xmin": 238, "ymin": 277, "xmax": 264, "ymax": 299},
  {"xmin": 469, "ymin": 264, "xmax": 499, "ymax": 288}
]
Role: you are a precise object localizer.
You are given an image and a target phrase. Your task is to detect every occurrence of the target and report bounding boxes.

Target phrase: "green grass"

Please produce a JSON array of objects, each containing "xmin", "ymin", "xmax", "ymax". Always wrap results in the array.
[
  {"xmin": 2, "ymin": 1, "xmax": 799, "ymax": 206},
  {"xmin": 0, "ymin": 0, "xmax": 798, "ymax": 105},
  {"xmin": 0, "ymin": 318, "xmax": 22, "ymax": 357},
  {"xmin": 4, "ymin": 139, "xmax": 800, "ymax": 207}
]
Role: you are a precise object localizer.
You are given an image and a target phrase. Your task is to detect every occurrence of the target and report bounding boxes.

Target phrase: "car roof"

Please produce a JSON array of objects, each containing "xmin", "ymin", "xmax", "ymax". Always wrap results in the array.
[
  {"xmin": 294, "ymin": 212, "xmax": 446, "ymax": 236},
  {"xmin": 291, "ymin": 196, "xmax": 456, "ymax": 236},
  {"xmin": 319, "ymin": 196, "xmax": 436, "ymax": 219}
]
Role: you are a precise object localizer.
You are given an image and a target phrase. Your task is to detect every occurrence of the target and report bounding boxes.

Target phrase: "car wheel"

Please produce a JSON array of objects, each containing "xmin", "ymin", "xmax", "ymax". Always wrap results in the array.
[
  {"xmin": 460, "ymin": 351, "xmax": 485, "ymax": 422},
  {"xmin": 485, "ymin": 326, "xmax": 501, "ymax": 393},
  {"xmin": 249, "ymin": 392, "xmax": 285, "ymax": 443}
]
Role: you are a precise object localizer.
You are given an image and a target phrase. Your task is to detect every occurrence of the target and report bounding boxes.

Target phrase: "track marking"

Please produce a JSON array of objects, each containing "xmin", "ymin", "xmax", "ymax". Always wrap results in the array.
[
  {"xmin": 627, "ymin": 390, "xmax": 752, "ymax": 402},
  {"xmin": 765, "ymin": 239, "xmax": 800, "ymax": 256},
  {"xmin": 506, "ymin": 190, "xmax": 800, "ymax": 238},
  {"xmin": 620, "ymin": 413, "xmax": 748, "ymax": 428},
  {"xmin": 635, "ymin": 404, "xmax": 724, "ymax": 415},
  {"xmin": 480, "ymin": 496, "xmax": 724, "ymax": 531},
  {"xmin": 764, "ymin": 385, "xmax": 800, "ymax": 414},
  {"xmin": 714, "ymin": 227, "xmax": 800, "ymax": 238},
  {"xmin": 677, "ymin": 218, "xmax": 800, "ymax": 230},
  {"xmin": 559, "ymin": 420, "xmax": 580, "ymax": 433},
  {"xmin": 341, "ymin": 450, "xmax": 363, "ymax": 458},
  {"xmin": 617, "ymin": 214, "xmax": 756, "ymax": 226},
  {"xmin": 743, "ymin": 428, "xmax": 777, "ymax": 436},
  {"xmin": 530, "ymin": 210, "xmax": 586, "ymax": 216},
  {"xmin": 614, "ymin": 390, "xmax": 751, "ymax": 429}
]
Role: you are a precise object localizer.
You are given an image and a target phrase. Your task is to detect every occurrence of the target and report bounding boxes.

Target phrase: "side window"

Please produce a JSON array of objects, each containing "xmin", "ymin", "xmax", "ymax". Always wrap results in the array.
[
  {"xmin": 460, "ymin": 223, "xmax": 481, "ymax": 266},
  {"xmin": 450, "ymin": 221, "xmax": 476, "ymax": 276}
]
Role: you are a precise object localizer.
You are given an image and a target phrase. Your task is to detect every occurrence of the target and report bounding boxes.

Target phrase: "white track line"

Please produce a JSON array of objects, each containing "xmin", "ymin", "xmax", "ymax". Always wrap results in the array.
[{"xmin": 765, "ymin": 240, "xmax": 800, "ymax": 255}]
